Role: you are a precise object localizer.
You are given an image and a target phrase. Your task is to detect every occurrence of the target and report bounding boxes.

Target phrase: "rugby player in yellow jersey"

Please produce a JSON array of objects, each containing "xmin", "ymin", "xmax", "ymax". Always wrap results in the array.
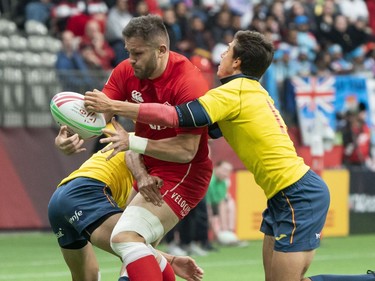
[
  {"xmin": 48, "ymin": 125, "xmax": 204, "ymax": 281},
  {"xmin": 84, "ymin": 30, "xmax": 375, "ymax": 281}
]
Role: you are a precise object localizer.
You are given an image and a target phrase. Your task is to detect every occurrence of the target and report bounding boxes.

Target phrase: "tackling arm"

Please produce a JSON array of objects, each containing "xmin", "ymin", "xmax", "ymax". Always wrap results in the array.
[
  {"xmin": 85, "ymin": 90, "xmax": 219, "ymax": 135},
  {"xmin": 137, "ymin": 100, "xmax": 212, "ymax": 128}
]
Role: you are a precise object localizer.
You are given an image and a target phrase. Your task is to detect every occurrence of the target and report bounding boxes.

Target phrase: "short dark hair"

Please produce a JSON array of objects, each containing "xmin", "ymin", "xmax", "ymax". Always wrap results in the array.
[
  {"xmin": 122, "ymin": 14, "xmax": 170, "ymax": 48},
  {"xmin": 233, "ymin": 30, "xmax": 274, "ymax": 79}
]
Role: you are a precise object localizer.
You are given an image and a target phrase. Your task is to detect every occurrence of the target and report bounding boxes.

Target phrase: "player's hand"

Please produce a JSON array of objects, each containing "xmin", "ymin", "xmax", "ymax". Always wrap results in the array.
[
  {"xmin": 55, "ymin": 126, "xmax": 86, "ymax": 155},
  {"xmin": 84, "ymin": 89, "xmax": 114, "ymax": 113},
  {"xmin": 137, "ymin": 175, "xmax": 163, "ymax": 206},
  {"xmin": 172, "ymin": 256, "xmax": 204, "ymax": 281},
  {"xmin": 100, "ymin": 117, "xmax": 129, "ymax": 160}
]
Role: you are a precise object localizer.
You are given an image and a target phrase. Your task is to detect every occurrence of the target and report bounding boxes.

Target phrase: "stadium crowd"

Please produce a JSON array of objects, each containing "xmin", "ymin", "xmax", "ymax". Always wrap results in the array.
[
  {"xmin": 1, "ymin": 0, "xmax": 375, "ymax": 103},
  {"xmin": 1, "ymin": 1, "xmax": 375, "ymax": 170}
]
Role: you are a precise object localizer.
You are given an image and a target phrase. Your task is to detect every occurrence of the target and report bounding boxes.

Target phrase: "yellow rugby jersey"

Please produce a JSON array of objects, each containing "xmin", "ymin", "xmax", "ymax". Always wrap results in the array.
[
  {"xmin": 58, "ymin": 149, "xmax": 133, "ymax": 209},
  {"xmin": 198, "ymin": 75, "xmax": 309, "ymax": 199}
]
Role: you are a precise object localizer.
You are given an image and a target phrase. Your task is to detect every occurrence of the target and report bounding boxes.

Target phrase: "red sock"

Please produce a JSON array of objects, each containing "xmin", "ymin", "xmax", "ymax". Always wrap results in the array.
[
  {"xmin": 127, "ymin": 255, "xmax": 162, "ymax": 281},
  {"xmin": 162, "ymin": 262, "xmax": 175, "ymax": 281}
]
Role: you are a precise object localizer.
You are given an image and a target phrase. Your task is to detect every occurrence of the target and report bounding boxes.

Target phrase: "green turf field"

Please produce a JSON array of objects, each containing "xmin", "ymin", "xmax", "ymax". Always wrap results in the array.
[{"xmin": 0, "ymin": 231, "xmax": 374, "ymax": 280}]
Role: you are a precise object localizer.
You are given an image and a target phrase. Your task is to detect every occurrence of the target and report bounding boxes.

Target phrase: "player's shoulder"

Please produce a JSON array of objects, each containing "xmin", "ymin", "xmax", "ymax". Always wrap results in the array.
[
  {"xmin": 169, "ymin": 52, "xmax": 199, "ymax": 72},
  {"xmin": 168, "ymin": 52, "xmax": 206, "ymax": 81}
]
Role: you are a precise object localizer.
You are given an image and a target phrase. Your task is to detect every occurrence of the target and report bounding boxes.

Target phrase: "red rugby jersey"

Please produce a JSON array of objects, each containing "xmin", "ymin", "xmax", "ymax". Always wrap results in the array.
[{"xmin": 102, "ymin": 52, "xmax": 210, "ymax": 168}]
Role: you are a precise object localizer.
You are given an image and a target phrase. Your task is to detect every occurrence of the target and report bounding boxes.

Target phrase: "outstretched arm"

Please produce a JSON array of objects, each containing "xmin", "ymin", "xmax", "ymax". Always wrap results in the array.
[{"xmin": 84, "ymin": 90, "xmax": 212, "ymax": 128}]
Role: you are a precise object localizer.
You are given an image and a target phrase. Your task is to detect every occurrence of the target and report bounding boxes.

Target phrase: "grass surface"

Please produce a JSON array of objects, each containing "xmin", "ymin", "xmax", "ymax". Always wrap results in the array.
[{"xmin": 0, "ymin": 232, "xmax": 374, "ymax": 280}]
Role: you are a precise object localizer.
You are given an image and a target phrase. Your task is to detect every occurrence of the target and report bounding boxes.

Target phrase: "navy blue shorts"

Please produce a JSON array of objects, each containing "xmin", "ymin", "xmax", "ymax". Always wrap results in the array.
[
  {"xmin": 48, "ymin": 177, "xmax": 123, "ymax": 248},
  {"xmin": 260, "ymin": 169, "xmax": 330, "ymax": 252}
]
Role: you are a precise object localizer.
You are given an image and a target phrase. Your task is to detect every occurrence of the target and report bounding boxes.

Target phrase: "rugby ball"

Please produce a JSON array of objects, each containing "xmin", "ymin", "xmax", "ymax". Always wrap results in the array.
[{"xmin": 50, "ymin": 91, "xmax": 106, "ymax": 139}]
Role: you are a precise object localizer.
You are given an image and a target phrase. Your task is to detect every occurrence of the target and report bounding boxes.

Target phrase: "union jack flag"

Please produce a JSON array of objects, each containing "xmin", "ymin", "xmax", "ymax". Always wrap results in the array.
[
  {"xmin": 293, "ymin": 76, "xmax": 335, "ymax": 114},
  {"xmin": 291, "ymin": 76, "xmax": 336, "ymax": 145}
]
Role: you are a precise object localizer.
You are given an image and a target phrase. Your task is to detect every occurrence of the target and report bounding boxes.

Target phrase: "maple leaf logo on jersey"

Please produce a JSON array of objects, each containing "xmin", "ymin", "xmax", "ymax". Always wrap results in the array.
[{"xmin": 131, "ymin": 90, "xmax": 144, "ymax": 103}]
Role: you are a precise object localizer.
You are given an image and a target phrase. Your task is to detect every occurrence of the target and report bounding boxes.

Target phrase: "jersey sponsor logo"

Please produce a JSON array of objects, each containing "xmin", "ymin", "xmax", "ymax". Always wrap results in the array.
[
  {"xmin": 55, "ymin": 228, "xmax": 64, "ymax": 239},
  {"xmin": 131, "ymin": 90, "xmax": 144, "ymax": 103},
  {"xmin": 275, "ymin": 234, "xmax": 287, "ymax": 241},
  {"xmin": 68, "ymin": 210, "xmax": 83, "ymax": 224},
  {"xmin": 171, "ymin": 192, "xmax": 191, "ymax": 217},
  {"xmin": 149, "ymin": 124, "xmax": 167, "ymax": 130}
]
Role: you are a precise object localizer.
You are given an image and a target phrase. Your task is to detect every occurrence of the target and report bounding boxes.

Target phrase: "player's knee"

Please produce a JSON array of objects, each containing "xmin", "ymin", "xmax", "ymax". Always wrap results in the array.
[
  {"xmin": 111, "ymin": 230, "xmax": 142, "ymax": 244},
  {"xmin": 110, "ymin": 206, "xmax": 164, "ymax": 246}
]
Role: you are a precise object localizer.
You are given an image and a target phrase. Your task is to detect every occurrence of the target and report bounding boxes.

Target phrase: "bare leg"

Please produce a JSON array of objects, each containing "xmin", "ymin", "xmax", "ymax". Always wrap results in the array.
[
  {"xmin": 61, "ymin": 213, "xmax": 123, "ymax": 281},
  {"xmin": 263, "ymin": 234, "xmax": 275, "ymax": 281},
  {"xmin": 61, "ymin": 244, "xmax": 100, "ymax": 281},
  {"xmin": 263, "ymin": 234, "xmax": 314, "ymax": 281}
]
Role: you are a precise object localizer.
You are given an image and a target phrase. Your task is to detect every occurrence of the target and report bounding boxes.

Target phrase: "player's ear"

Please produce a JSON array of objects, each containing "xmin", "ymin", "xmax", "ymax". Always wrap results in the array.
[
  {"xmin": 158, "ymin": 45, "xmax": 167, "ymax": 56},
  {"xmin": 233, "ymin": 57, "xmax": 241, "ymax": 69}
]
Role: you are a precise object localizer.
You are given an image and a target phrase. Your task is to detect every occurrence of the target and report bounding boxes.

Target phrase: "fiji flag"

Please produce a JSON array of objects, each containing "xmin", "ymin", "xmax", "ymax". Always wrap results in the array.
[{"xmin": 292, "ymin": 76, "xmax": 336, "ymax": 145}]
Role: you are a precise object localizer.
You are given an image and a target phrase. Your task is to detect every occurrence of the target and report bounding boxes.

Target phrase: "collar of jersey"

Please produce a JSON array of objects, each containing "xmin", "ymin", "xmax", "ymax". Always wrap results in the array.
[{"xmin": 220, "ymin": 73, "xmax": 259, "ymax": 84}]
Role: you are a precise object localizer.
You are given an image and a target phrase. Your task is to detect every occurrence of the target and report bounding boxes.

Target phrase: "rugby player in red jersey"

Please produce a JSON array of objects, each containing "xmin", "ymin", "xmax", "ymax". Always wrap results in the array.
[{"xmin": 57, "ymin": 14, "xmax": 212, "ymax": 281}]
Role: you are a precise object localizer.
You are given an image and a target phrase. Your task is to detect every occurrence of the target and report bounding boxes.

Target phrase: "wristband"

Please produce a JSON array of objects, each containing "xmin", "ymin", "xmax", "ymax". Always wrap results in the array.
[{"xmin": 128, "ymin": 134, "xmax": 148, "ymax": 154}]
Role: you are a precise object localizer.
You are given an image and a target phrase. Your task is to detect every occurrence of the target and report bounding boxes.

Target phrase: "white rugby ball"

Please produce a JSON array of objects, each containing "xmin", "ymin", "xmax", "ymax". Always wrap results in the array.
[{"xmin": 50, "ymin": 91, "xmax": 106, "ymax": 140}]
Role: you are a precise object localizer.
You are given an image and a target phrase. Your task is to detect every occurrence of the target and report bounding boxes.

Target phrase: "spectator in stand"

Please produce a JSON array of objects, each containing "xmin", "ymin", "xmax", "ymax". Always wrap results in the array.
[
  {"xmin": 174, "ymin": 2, "xmax": 189, "ymax": 37},
  {"xmin": 264, "ymin": 14, "xmax": 282, "ymax": 46},
  {"xmin": 133, "ymin": 0, "xmax": 149, "ymax": 17},
  {"xmin": 50, "ymin": 0, "xmax": 85, "ymax": 35},
  {"xmin": 294, "ymin": 15, "xmax": 320, "ymax": 61},
  {"xmin": 327, "ymin": 14, "xmax": 368, "ymax": 55},
  {"xmin": 55, "ymin": 30, "xmax": 94, "ymax": 92},
  {"xmin": 65, "ymin": 0, "xmax": 108, "ymax": 38},
  {"xmin": 268, "ymin": 1, "xmax": 288, "ymax": 39},
  {"xmin": 294, "ymin": 47, "xmax": 314, "ymax": 77},
  {"xmin": 248, "ymin": 15, "xmax": 267, "ymax": 34},
  {"xmin": 173, "ymin": 1, "xmax": 192, "ymax": 57},
  {"xmin": 314, "ymin": 0, "xmax": 339, "ymax": 49},
  {"xmin": 350, "ymin": 46, "xmax": 373, "ymax": 76},
  {"xmin": 210, "ymin": 10, "xmax": 233, "ymax": 45},
  {"xmin": 80, "ymin": 19, "xmax": 115, "ymax": 70},
  {"xmin": 186, "ymin": 15, "xmax": 215, "ymax": 55},
  {"xmin": 285, "ymin": 0, "xmax": 315, "ymax": 31},
  {"xmin": 162, "ymin": 7, "xmax": 182, "ymax": 53},
  {"xmin": 341, "ymin": 105, "xmax": 371, "ymax": 169},
  {"xmin": 328, "ymin": 44, "xmax": 354, "ymax": 74},
  {"xmin": 312, "ymin": 50, "xmax": 332, "ymax": 77},
  {"xmin": 337, "ymin": 0, "xmax": 369, "ymax": 25},
  {"xmin": 25, "ymin": 0, "xmax": 54, "ymax": 28},
  {"xmin": 105, "ymin": 0, "xmax": 133, "ymax": 66}
]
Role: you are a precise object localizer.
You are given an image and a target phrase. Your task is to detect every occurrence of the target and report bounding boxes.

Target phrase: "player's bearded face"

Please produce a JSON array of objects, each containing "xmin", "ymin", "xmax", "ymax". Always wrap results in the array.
[
  {"xmin": 125, "ymin": 37, "xmax": 158, "ymax": 79},
  {"xmin": 133, "ymin": 51, "xmax": 158, "ymax": 79}
]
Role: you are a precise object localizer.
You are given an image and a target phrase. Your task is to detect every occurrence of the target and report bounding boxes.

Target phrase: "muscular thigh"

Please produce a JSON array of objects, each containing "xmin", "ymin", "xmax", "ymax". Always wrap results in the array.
[
  {"xmin": 128, "ymin": 192, "xmax": 179, "ymax": 236},
  {"xmin": 145, "ymin": 161, "xmax": 212, "ymax": 220}
]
